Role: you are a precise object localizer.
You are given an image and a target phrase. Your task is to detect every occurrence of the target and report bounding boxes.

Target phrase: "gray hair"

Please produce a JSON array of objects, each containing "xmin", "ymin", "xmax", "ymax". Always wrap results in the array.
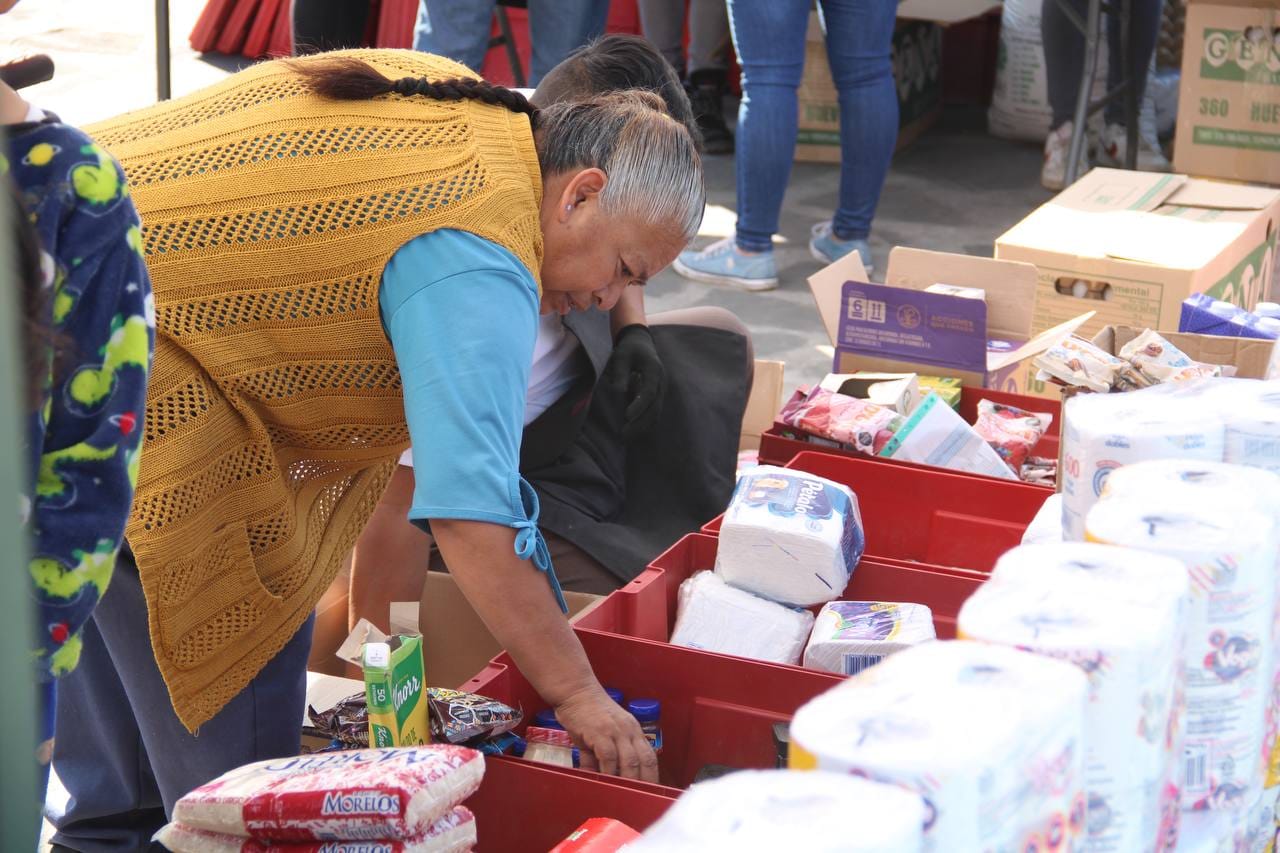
[{"xmin": 534, "ymin": 90, "xmax": 705, "ymax": 241}]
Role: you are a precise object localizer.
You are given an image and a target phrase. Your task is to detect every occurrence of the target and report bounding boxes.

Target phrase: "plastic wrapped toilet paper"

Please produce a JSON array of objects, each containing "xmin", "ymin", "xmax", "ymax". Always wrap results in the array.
[
  {"xmin": 627, "ymin": 770, "xmax": 925, "ymax": 852},
  {"xmin": 669, "ymin": 571, "xmax": 815, "ymax": 666},
  {"xmin": 716, "ymin": 465, "xmax": 864, "ymax": 607},
  {"xmin": 790, "ymin": 641, "xmax": 1087, "ymax": 852},
  {"xmin": 1060, "ymin": 386, "xmax": 1226, "ymax": 541},
  {"xmin": 1101, "ymin": 459, "xmax": 1280, "ymax": 793},
  {"xmin": 959, "ymin": 573, "xmax": 1185, "ymax": 852},
  {"xmin": 1021, "ymin": 493, "xmax": 1064, "ymax": 545},
  {"xmin": 1214, "ymin": 380, "xmax": 1280, "ymax": 474},
  {"xmin": 1086, "ymin": 489, "xmax": 1277, "ymax": 816},
  {"xmin": 802, "ymin": 602, "xmax": 936, "ymax": 675}
]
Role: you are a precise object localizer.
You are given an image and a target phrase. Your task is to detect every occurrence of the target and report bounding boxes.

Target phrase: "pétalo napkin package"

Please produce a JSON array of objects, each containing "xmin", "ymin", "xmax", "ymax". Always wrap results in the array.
[
  {"xmin": 670, "ymin": 571, "xmax": 814, "ymax": 666},
  {"xmin": 717, "ymin": 465, "xmax": 864, "ymax": 607}
]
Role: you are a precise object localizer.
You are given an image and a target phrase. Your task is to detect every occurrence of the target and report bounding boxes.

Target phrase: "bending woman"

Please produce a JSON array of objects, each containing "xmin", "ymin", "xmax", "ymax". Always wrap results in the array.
[{"xmin": 50, "ymin": 49, "xmax": 702, "ymax": 850}]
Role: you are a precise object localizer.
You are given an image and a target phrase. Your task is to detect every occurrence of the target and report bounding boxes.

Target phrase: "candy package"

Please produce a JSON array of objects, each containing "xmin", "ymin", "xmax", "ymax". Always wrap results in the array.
[
  {"xmin": 172, "ymin": 746, "xmax": 483, "ymax": 841},
  {"xmin": 973, "ymin": 400, "xmax": 1053, "ymax": 475},
  {"xmin": 304, "ymin": 692, "xmax": 369, "ymax": 750},
  {"xmin": 1118, "ymin": 328, "xmax": 1225, "ymax": 384},
  {"xmin": 427, "ymin": 687, "xmax": 522, "ymax": 745},
  {"xmin": 1020, "ymin": 456, "xmax": 1058, "ymax": 487},
  {"xmin": 1032, "ymin": 336, "xmax": 1144, "ymax": 392},
  {"xmin": 154, "ymin": 807, "xmax": 477, "ymax": 853},
  {"xmin": 779, "ymin": 387, "xmax": 901, "ymax": 455}
]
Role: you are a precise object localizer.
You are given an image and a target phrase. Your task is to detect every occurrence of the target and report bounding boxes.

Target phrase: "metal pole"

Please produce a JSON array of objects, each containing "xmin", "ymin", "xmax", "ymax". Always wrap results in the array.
[
  {"xmin": 1121, "ymin": 0, "xmax": 1139, "ymax": 170},
  {"xmin": 1065, "ymin": 0, "xmax": 1102, "ymax": 186},
  {"xmin": 156, "ymin": 0, "xmax": 171, "ymax": 101}
]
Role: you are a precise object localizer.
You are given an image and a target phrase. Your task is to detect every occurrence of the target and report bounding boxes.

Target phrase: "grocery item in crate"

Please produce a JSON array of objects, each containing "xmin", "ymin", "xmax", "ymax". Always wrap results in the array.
[
  {"xmin": 777, "ymin": 386, "xmax": 902, "ymax": 455},
  {"xmin": 154, "ymin": 807, "xmax": 477, "ymax": 852},
  {"xmin": 1180, "ymin": 293, "xmax": 1280, "ymax": 341},
  {"xmin": 550, "ymin": 817, "xmax": 641, "ymax": 852},
  {"xmin": 716, "ymin": 466, "xmax": 864, "ymax": 607},
  {"xmin": 916, "ymin": 375, "xmax": 962, "ymax": 409},
  {"xmin": 958, "ymin": 568, "xmax": 1187, "ymax": 853},
  {"xmin": 171, "ymin": 746, "xmax": 483, "ymax": 841},
  {"xmin": 363, "ymin": 635, "xmax": 430, "ymax": 747},
  {"xmin": 972, "ymin": 399, "xmax": 1053, "ymax": 475},
  {"xmin": 426, "ymin": 688, "xmax": 521, "ymax": 745},
  {"xmin": 1020, "ymin": 494, "xmax": 1064, "ymax": 545},
  {"xmin": 877, "ymin": 393, "xmax": 1018, "ymax": 481},
  {"xmin": 818, "ymin": 372, "xmax": 919, "ymax": 415},
  {"xmin": 1119, "ymin": 328, "xmax": 1224, "ymax": 385},
  {"xmin": 802, "ymin": 601, "xmax": 935, "ymax": 675},
  {"xmin": 670, "ymin": 570, "xmax": 814, "ymax": 665},
  {"xmin": 1019, "ymin": 456, "xmax": 1057, "ymax": 487},
  {"xmin": 1060, "ymin": 387, "xmax": 1226, "ymax": 541},
  {"xmin": 523, "ymin": 726, "xmax": 576, "ymax": 768},
  {"xmin": 627, "ymin": 699, "xmax": 663, "ymax": 753},
  {"xmin": 789, "ymin": 641, "xmax": 1087, "ymax": 851},
  {"xmin": 627, "ymin": 770, "xmax": 925, "ymax": 852},
  {"xmin": 1087, "ymin": 484, "xmax": 1277, "ymax": 814},
  {"xmin": 1033, "ymin": 335, "xmax": 1145, "ymax": 393}
]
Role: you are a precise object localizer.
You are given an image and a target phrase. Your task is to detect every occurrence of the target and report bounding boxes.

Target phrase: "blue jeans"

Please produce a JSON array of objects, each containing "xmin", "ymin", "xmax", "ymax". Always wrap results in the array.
[
  {"xmin": 50, "ymin": 548, "xmax": 314, "ymax": 851},
  {"xmin": 414, "ymin": 0, "xmax": 611, "ymax": 86},
  {"xmin": 726, "ymin": 0, "xmax": 898, "ymax": 253}
]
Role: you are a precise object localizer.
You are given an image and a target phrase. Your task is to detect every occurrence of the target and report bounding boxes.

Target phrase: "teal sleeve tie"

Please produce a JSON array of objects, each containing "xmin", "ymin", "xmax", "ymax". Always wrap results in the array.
[{"xmin": 511, "ymin": 477, "xmax": 568, "ymax": 613}]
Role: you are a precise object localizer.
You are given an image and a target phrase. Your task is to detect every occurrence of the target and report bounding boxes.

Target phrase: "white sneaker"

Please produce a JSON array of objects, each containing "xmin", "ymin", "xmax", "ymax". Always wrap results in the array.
[
  {"xmin": 1042, "ymin": 122, "xmax": 1089, "ymax": 191},
  {"xmin": 1097, "ymin": 123, "xmax": 1172, "ymax": 172}
]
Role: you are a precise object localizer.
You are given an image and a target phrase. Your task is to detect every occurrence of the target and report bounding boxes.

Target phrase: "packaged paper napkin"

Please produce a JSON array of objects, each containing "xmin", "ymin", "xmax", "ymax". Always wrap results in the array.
[
  {"xmin": 670, "ymin": 571, "xmax": 815, "ymax": 666},
  {"xmin": 789, "ymin": 641, "xmax": 1087, "ymax": 852},
  {"xmin": 802, "ymin": 601, "xmax": 935, "ymax": 675},
  {"xmin": 627, "ymin": 770, "xmax": 925, "ymax": 852},
  {"xmin": 716, "ymin": 466, "xmax": 864, "ymax": 607}
]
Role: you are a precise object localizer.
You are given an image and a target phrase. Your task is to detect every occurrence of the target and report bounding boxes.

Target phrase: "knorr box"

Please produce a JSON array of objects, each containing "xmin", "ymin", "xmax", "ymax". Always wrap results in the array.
[
  {"xmin": 1173, "ymin": 0, "xmax": 1280, "ymax": 186},
  {"xmin": 362, "ymin": 635, "xmax": 429, "ymax": 747}
]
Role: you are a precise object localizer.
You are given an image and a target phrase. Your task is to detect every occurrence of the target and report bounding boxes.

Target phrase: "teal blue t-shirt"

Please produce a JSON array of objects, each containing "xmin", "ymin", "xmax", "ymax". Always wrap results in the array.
[{"xmin": 380, "ymin": 228, "xmax": 565, "ymax": 610}]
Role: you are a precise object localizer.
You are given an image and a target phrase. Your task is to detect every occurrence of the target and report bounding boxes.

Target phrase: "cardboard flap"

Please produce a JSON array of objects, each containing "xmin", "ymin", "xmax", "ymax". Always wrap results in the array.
[
  {"xmin": 986, "ymin": 311, "xmax": 1096, "ymax": 371},
  {"xmin": 1050, "ymin": 169, "xmax": 1187, "ymax": 213},
  {"xmin": 885, "ymin": 247, "xmax": 1038, "ymax": 341},
  {"xmin": 1164, "ymin": 179, "xmax": 1280, "ymax": 212},
  {"xmin": 897, "ymin": 0, "xmax": 1000, "ymax": 23},
  {"xmin": 1102, "ymin": 209, "xmax": 1251, "ymax": 269},
  {"xmin": 808, "ymin": 249, "xmax": 870, "ymax": 345}
]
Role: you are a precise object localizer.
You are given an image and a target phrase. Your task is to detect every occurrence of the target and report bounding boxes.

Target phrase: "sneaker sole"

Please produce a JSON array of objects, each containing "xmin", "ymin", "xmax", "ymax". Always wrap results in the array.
[
  {"xmin": 673, "ymin": 258, "xmax": 778, "ymax": 291},
  {"xmin": 808, "ymin": 242, "xmax": 873, "ymax": 276}
]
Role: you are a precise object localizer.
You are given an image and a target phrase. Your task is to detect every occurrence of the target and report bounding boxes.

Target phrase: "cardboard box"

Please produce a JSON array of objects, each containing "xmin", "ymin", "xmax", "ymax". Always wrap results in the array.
[
  {"xmin": 996, "ymin": 168, "xmax": 1280, "ymax": 393},
  {"xmin": 741, "ymin": 359, "xmax": 786, "ymax": 451},
  {"xmin": 1173, "ymin": 1, "xmax": 1280, "ymax": 186},
  {"xmin": 808, "ymin": 246, "xmax": 1091, "ymax": 395}
]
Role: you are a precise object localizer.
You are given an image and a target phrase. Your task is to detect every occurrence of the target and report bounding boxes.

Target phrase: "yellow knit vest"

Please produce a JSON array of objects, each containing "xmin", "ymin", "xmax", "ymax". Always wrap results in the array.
[{"xmin": 86, "ymin": 49, "xmax": 544, "ymax": 731}]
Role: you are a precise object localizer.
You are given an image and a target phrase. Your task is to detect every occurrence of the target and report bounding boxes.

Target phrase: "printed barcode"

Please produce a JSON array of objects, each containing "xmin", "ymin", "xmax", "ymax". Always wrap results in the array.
[
  {"xmin": 1184, "ymin": 745, "xmax": 1208, "ymax": 793},
  {"xmin": 844, "ymin": 654, "xmax": 884, "ymax": 676}
]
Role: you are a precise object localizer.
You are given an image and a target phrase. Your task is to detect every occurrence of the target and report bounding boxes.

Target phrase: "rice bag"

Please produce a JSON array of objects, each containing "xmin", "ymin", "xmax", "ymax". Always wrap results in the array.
[
  {"xmin": 172, "ymin": 746, "xmax": 483, "ymax": 842},
  {"xmin": 1032, "ymin": 336, "xmax": 1144, "ymax": 392},
  {"xmin": 153, "ymin": 807, "xmax": 476, "ymax": 853},
  {"xmin": 1119, "ymin": 328, "xmax": 1224, "ymax": 384},
  {"xmin": 426, "ymin": 688, "xmax": 521, "ymax": 745},
  {"xmin": 973, "ymin": 399, "xmax": 1053, "ymax": 475}
]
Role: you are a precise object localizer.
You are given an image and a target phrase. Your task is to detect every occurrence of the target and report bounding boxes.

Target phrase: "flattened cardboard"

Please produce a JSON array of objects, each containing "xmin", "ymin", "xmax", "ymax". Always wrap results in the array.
[{"xmin": 741, "ymin": 360, "xmax": 786, "ymax": 451}]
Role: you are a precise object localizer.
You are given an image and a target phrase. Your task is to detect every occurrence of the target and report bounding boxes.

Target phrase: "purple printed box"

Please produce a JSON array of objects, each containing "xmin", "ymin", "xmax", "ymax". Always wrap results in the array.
[{"xmin": 837, "ymin": 281, "xmax": 989, "ymax": 374}]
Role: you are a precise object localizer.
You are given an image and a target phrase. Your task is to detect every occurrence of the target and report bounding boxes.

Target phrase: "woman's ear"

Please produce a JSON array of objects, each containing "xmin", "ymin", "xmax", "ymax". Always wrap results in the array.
[{"xmin": 558, "ymin": 167, "xmax": 608, "ymax": 220}]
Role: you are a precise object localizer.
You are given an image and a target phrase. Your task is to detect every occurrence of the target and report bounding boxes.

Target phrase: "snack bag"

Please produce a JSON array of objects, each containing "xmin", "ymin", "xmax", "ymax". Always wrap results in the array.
[
  {"xmin": 1119, "ymin": 329, "xmax": 1224, "ymax": 385},
  {"xmin": 973, "ymin": 400, "xmax": 1053, "ymax": 475},
  {"xmin": 1033, "ymin": 336, "xmax": 1143, "ymax": 392},
  {"xmin": 426, "ymin": 688, "xmax": 521, "ymax": 745}
]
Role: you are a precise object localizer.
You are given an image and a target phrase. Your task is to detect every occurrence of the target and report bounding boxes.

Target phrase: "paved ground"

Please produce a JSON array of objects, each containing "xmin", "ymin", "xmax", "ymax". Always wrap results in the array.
[{"xmin": 5, "ymin": 0, "xmax": 1055, "ymax": 392}]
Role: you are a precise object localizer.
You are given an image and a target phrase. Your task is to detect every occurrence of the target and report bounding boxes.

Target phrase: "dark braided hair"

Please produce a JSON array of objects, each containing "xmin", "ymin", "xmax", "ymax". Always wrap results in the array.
[{"xmin": 287, "ymin": 56, "xmax": 540, "ymax": 128}]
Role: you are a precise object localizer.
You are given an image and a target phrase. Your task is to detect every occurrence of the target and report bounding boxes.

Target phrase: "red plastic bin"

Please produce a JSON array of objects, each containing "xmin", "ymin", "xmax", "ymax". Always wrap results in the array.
[
  {"xmin": 464, "ymin": 754, "xmax": 675, "ymax": 852},
  {"xmin": 574, "ymin": 532, "xmax": 986, "ymax": 646},
  {"xmin": 702, "ymin": 451, "xmax": 1046, "ymax": 573},
  {"xmin": 759, "ymin": 385, "xmax": 1061, "ymax": 484},
  {"xmin": 464, "ymin": 629, "xmax": 842, "ymax": 793}
]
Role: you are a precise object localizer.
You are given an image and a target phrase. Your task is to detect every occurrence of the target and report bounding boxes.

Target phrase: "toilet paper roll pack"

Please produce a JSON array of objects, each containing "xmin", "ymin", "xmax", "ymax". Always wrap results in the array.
[
  {"xmin": 789, "ymin": 641, "xmax": 1087, "ymax": 852},
  {"xmin": 1060, "ymin": 388, "xmax": 1226, "ymax": 541},
  {"xmin": 1021, "ymin": 494, "xmax": 1065, "ymax": 546},
  {"xmin": 627, "ymin": 770, "xmax": 925, "ymax": 852},
  {"xmin": 716, "ymin": 465, "xmax": 865, "ymax": 607},
  {"xmin": 669, "ymin": 571, "xmax": 815, "ymax": 666},
  {"xmin": 958, "ymin": 579, "xmax": 1184, "ymax": 852},
  {"xmin": 802, "ymin": 601, "xmax": 936, "ymax": 676},
  {"xmin": 1101, "ymin": 459, "xmax": 1280, "ymax": 793},
  {"xmin": 1086, "ymin": 493, "xmax": 1277, "ymax": 815},
  {"xmin": 1216, "ymin": 380, "xmax": 1280, "ymax": 474}
]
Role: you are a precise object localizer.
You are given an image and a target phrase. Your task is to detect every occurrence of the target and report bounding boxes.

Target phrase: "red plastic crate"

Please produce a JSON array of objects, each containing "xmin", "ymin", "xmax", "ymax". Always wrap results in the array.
[
  {"xmin": 702, "ymin": 451, "xmax": 1046, "ymax": 573},
  {"xmin": 760, "ymin": 385, "xmax": 1062, "ymax": 483},
  {"xmin": 574, "ymin": 532, "xmax": 986, "ymax": 647},
  {"xmin": 464, "ymin": 629, "xmax": 842, "ymax": 793},
  {"xmin": 464, "ymin": 755, "xmax": 675, "ymax": 852}
]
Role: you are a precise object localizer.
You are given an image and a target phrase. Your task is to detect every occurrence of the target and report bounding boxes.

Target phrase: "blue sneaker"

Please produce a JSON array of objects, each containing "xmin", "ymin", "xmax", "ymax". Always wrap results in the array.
[
  {"xmin": 809, "ymin": 222, "xmax": 873, "ymax": 274},
  {"xmin": 673, "ymin": 237, "xmax": 779, "ymax": 291}
]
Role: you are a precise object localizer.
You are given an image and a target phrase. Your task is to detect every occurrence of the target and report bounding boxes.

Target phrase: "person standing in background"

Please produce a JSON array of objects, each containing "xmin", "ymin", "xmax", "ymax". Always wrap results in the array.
[
  {"xmin": 414, "ymin": 0, "xmax": 610, "ymax": 86},
  {"xmin": 674, "ymin": 0, "xmax": 897, "ymax": 292},
  {"xmin": 1040, "ymin": 0, "xmax": 1167, "ymax": 190},
  {"xmin": 292, "ymin": 0, "xmax": 371, "ymax": 53},
  {"xmin": 638, "ymin": 0, "xmax": 735, "ymax": 154}
]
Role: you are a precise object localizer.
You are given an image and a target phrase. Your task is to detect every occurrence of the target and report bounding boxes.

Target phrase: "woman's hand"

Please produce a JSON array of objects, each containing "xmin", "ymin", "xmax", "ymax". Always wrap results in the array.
[
  {"xmin": 604, "ymin": 324, "xmax": 665, "ymax": 440},
  {"xmin": 554, "ymin": 685, "xmax": 660, "ymax": 783}
]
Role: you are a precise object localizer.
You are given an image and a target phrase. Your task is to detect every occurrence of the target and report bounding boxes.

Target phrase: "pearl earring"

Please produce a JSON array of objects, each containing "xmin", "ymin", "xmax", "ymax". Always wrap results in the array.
[{"xmin": 565, "ymin": 204, "xmax": 572, "ymax": 211}]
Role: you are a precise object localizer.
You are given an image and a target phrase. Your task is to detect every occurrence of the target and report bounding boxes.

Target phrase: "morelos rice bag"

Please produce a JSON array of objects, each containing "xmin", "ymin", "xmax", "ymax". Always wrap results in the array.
[
  {"xmin": 172, "ymin": 747, "xmax": 483, "ymax": 842},
  {"xmin": 153, "ymin": 806, "xmax": 477, "ymax": 852}
]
